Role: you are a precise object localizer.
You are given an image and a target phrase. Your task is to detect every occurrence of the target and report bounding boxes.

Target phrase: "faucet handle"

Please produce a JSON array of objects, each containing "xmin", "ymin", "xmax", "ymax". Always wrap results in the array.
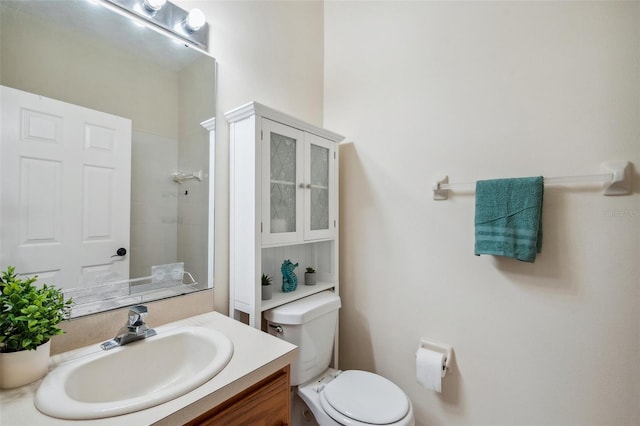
[{"xmin": 128, "ymin": 305, "xmax": 148, "ymax": 326}]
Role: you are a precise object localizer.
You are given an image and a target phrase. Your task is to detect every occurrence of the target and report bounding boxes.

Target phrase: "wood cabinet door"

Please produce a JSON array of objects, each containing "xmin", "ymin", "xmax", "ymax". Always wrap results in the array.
[{"xmin": 187, "ymin": 367, "xmax": 290, "ymax": 426}]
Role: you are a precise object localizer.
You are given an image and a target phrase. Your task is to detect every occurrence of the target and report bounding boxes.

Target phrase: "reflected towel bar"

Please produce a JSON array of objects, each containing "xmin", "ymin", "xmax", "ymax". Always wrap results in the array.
[
  {"xmin": 172, "ymin": 170, "xmax": 203, "ymax": 184},
  {"xmin": 433, "ymin": 160, "xmax": 631, "ymax": 200}
]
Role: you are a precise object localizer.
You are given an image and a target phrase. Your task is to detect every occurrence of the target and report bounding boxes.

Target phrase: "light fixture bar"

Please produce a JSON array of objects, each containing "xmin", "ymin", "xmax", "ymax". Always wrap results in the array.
[{"xmin": 103, "ymin": 0, "xmax": 209, "ymax": 49}]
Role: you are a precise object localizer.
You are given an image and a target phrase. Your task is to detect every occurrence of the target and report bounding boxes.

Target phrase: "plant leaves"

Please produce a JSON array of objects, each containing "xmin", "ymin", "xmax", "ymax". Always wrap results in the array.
[{"xmin": 0, "ymin": 266, "xmax": 72, "ymax": 352}]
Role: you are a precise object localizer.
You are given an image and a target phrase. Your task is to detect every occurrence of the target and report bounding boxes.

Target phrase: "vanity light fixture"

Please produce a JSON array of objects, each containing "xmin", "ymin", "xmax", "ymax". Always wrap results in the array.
[
  {"xmin": 184, "ymin": 8, "xmax": 206, "ymax": 32},
  {"xmin": 101, "ymin": 0, "xmax": 209, "ymax": 49},
  {"xmin": 143, "ymin": 0, "xmax": 166, "ymax": 12}
]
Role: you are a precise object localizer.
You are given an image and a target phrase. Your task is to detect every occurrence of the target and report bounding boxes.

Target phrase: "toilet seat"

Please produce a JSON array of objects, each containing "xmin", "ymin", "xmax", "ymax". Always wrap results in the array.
[{"xmin": 319, "ymin": 370, "xmax": 410, "ymax": 425}]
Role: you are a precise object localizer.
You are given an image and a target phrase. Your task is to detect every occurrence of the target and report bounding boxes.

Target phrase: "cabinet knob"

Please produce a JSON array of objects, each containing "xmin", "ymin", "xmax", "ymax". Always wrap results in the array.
[
  {"xmin": 306, "ymin": 184, "xmax": 312, "ymax": 189},
  {"xmin": 299, "ymin": 183, "xmax": 305, "ymax": 189}
]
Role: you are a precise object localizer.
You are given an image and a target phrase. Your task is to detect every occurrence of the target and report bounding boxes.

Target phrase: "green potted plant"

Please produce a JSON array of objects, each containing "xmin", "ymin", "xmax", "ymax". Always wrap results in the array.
[
  {"xmin": 261, "ymin": 273, "xmax": 273, "ymax": 301},
  {"xmin": 304, "ymin": 267, "xmax": 317, "ymax": 286},
  {"xmin": 0, "ymin": 266, "xmax": 72, "ymax": 389}
]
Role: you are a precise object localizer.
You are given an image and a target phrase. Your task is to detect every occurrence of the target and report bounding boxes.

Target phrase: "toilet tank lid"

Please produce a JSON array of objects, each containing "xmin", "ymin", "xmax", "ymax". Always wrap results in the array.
[{"xmin": 264, "ymin": 291, "xmax": 341, "ymax": 325}]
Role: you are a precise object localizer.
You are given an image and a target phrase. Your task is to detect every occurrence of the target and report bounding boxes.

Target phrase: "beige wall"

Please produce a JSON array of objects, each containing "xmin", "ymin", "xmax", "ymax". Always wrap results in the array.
[
  {"xmin": 325, "ymin": 1, "xmax": 640, "ymax": 425},
  {"xmin": 175, "ymin": 0, "xmax": 325, "ymax": 313}
]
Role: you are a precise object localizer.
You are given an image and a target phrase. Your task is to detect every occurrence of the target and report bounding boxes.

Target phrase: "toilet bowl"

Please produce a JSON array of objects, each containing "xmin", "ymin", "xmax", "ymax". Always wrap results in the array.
[
  {"xmin": 264, "ymin": 291, "xmax": 415, "ymax": 426},
  {"xmin": 298, "ymin": 368, "xmax": 414, "ymax": 426}
]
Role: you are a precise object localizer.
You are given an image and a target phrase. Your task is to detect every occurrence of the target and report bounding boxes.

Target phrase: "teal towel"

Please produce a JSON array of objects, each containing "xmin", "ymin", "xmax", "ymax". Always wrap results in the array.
[{"xmin": 474, "ymin": 177, "xmax": 544, "ymax": 263}]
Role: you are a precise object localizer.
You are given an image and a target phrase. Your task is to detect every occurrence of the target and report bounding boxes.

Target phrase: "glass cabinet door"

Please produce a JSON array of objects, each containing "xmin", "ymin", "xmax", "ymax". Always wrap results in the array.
[
  {"xmin": 304, "ymin": 132, "xmax": 336, "ymax": 240},
  {"xmin": 261, "ymin": 119, "xmax": 304, "ymax": 245}
]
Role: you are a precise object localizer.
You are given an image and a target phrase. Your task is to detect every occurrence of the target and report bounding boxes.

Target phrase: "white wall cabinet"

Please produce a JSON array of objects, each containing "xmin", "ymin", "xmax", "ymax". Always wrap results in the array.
[
  {"xmin": 226, "ymin": 102, "xmax": 344, "ymax": 328},
  {"xmin": 261, "ymin": 118, "xmax": 337, "ymax": 246}
]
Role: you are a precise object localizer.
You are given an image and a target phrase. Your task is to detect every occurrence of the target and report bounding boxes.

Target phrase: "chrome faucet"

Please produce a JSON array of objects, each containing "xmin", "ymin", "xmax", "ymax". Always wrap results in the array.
[{"xmin": 100, "ymin": 305, "xmax": 157, "ymax": 350}]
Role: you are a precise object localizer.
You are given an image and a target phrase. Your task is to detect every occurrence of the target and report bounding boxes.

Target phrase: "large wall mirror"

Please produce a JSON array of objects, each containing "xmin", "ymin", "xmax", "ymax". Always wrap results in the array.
[{"xmin": 0, "ymin": 0, "xmax": 216, "ymax": 317}]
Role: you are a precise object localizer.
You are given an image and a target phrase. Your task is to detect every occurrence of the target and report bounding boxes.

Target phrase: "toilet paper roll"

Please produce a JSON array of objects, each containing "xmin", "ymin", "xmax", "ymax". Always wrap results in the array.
[{"xmin": 416, "ymin": 347, "xmax": 445, "ymax": 392}]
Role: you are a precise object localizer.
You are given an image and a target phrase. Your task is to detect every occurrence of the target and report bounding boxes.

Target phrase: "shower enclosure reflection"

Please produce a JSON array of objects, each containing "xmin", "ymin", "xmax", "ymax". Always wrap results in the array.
[{"xmin": 0, "ymin": 0, "xmax": 216, "ymax": 317}]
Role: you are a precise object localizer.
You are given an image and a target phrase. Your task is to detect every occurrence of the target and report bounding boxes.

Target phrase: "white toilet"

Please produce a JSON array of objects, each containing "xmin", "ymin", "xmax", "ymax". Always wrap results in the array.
[{"xmin": 264, "ymin": 291, "xmax": 415, "ymax": 426}]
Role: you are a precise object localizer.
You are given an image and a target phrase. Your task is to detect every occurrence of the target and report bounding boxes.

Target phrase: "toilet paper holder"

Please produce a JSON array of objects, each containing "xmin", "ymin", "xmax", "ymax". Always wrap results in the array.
[{"xmin": 420, "ymin": 338, "xmax": 453, "ymax": 375}]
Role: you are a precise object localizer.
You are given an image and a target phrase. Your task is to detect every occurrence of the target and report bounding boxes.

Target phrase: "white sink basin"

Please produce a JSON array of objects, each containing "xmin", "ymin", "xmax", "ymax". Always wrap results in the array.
[{"xmin": 35, "ymin": 326, "xmax": 234, "ymax": 420}]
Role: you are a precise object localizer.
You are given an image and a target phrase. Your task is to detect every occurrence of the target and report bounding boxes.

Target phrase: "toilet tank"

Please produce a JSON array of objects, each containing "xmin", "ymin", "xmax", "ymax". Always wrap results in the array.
[{"xmin": 264, "ymin": 291, "xmax": 341, "ymax": 386}]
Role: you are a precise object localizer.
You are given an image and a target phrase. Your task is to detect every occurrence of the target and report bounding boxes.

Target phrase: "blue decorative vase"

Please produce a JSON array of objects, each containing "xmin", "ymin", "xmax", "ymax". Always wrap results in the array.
[{"xmin": 281, "ymin": 260, "xmax": 299, "ymax": 293}]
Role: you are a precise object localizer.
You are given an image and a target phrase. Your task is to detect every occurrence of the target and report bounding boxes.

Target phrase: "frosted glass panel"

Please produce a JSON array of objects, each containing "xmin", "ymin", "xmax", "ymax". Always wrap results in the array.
[
  {"xmin": 270, "ymin": 132, "xmax": 297, "ymax": 233},
  {"xmin": 310, "ymin": 144, "xmax": 329, "ymax": 231}
]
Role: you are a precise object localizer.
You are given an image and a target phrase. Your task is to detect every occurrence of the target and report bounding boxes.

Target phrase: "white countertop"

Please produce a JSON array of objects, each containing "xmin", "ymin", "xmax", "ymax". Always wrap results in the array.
[{"xmin": 0, "ymin": 311, "xmax": 298, "ymax": 425}]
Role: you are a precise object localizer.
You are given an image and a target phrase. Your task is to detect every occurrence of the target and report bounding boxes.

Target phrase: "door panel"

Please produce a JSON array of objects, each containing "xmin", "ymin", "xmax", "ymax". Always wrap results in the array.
[
  {"xmin": 1, "ymin": 85, "xmax": 131, "ymax": 289},
  {"xmin": 19, "ymin": 158, "xmax": 62, "ymax": 243},
  {"xmin": 82, "ymin": 165, "xmax": 114, "ymax": 240}
]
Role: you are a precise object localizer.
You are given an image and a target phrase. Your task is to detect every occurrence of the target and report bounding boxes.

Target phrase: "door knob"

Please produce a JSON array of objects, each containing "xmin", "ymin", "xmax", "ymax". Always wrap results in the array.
[{"xmin": 111, "ymin": 248, "xmax": 127, "ymax": 258}]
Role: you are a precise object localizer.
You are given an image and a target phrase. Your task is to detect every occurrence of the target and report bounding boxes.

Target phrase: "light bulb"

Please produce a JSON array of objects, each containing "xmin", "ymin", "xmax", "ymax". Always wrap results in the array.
[
  {"xmin": 143, "ymin": 0, "xmax": 166, "ymax": 12},
  {"xmin": 184, "ymin": 8, "xmax": 206, "ymax": 32}
]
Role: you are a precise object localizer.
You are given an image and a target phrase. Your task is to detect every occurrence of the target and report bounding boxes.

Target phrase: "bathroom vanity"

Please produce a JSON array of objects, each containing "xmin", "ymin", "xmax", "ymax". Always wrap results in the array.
[{"xmin": 0, "ymin": 312, "xmax": 297, "ymax": 425}]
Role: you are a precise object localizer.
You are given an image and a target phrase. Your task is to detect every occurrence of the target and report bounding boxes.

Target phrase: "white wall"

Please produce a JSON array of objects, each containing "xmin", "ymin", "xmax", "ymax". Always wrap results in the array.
[
  {"xmin": 174, "ymin": 0, "xmax": 325, "ymax": 313},
  {"xmin": 325, "ymin": 1, "xmax": 640, "ymax": 425}
]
